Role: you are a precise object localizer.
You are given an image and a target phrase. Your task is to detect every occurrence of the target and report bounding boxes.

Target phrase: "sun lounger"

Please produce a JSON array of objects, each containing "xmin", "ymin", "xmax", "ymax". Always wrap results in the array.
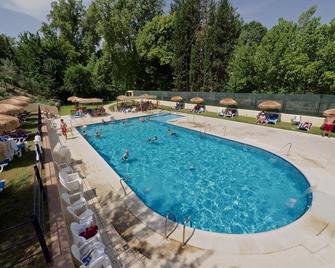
[
  {"xmin": 291, "ymin": 115, "xmax": 301, "ymax": 125},
  {"xmin": 298, "ymin": 122, "xmax": 312, "ymax": 131},
  {"xmin": 70, "ymin": 222, "xmax": 101, "ymax": 246},
  {"xmin": 267, "ymin": 114, "xmax": 279, "ymax": 124}
]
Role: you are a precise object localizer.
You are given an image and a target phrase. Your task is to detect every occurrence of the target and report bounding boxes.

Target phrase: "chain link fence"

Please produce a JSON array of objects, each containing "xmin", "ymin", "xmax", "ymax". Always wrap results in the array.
[{"xmin": 134, "ymin": 91, "xmax": 335, "ymax": 117}]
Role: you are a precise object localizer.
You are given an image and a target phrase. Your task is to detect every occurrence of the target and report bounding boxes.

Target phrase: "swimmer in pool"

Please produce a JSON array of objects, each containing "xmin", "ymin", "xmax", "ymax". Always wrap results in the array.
[
  {"xmin": 147, "ymin": 136, "xmax": 158, "ymax": 142},
  {"xmin": 122, "ymin": 149, "xmax": 129, "ymax": 161},
  {"xmin": 167, "ymin": 129, "xmax": 176, "ymax": 136},
  {"xmin": 95, "ymin": 129, "xmax": 101, "ymax": 138},
  {"xmin": 82, "ymin": 129, "xmax": 87, "ymax": 136}
]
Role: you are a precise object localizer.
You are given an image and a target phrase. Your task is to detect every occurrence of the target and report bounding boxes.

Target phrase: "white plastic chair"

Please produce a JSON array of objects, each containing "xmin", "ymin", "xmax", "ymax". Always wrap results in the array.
[
  {"xmin": 70, "ymin": 222, "xmax": 101, "ymax": 246},
  {"xmin": 59, "ymin": 170, "xmax": 83, "ymax": 194},
  {"xmin": 291, "ymin": 115, "xmax": 301, "ymax": 125},
  {"xmin": 71, "ymin": 241, "xmax": 112, "ymax": 268},
  {"xmin": 67, "ymin": 203, "xmax": 94, "ymax": 225},
  {"xmin": 61, "ymin": 192, "xmax": 87, "ymax": 208}
]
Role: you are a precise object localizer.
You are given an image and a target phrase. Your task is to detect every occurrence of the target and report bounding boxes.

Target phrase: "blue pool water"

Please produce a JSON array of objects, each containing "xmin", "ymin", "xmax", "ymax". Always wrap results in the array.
[{"xmin": 79, "ymin": 114, "xmax": 312, "ymax": 234}]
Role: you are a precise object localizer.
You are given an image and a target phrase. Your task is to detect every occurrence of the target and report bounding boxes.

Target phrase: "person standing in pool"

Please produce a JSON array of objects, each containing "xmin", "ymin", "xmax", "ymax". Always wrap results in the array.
[
  {"xmin": 122, "ymin": 149, "xmax": 129, "ymax": 161},
  {"xmin": 95, "ymin": 129, "xmax": 101, "ymax": 138},
  {"xmin": 167, "ymin": 129, "xmax": 176, "ymax": 136}
]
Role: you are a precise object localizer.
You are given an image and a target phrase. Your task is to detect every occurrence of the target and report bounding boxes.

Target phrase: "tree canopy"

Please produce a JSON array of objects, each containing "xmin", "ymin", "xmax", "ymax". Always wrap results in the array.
[{"xmin": 0, "ymin": 0, "xmax": 334, "ymax": 100}]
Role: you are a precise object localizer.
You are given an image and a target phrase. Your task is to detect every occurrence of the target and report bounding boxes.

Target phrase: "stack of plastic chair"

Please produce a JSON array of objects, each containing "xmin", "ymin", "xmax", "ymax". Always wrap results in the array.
[{"xmin": 71, "ymin": 241, "xmax": 112, "ymax": 267}]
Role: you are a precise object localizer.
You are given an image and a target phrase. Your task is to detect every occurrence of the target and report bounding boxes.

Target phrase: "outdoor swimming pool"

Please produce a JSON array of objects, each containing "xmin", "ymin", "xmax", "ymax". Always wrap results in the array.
[{"xmin": 79, "ymin": 113, "xmax": 312, "ymax": 234}]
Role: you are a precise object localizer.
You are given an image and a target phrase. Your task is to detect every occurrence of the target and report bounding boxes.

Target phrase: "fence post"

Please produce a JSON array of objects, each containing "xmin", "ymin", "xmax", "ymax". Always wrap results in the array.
[
  {"xmin": 31, "ymin": 214, "xmax": 51, "ymax": 263},
  {"xmin": 34, "ymin": 165, "xmax": 45, "ymax": 197}
]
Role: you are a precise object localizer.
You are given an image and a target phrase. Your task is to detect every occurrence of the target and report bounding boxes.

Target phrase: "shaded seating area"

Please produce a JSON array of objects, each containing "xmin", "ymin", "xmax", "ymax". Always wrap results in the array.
[
  {"xmin": 116, "ymin": 94, "xmax": 158, "ymax": 112},
  {"xmin": 257, "ymin": 101, "xmax": 282, "ymax": 125},
  {"xmin": 218, "ymin": 98, "xmax": 238, "ymax": 118},
  {"xmin": 191, "ymin": 97, "xmax": 206, "ymax": 113},
  {"xmin": 171, "ymin": 96, "xmax": 185, "ymax": 110},
  {"xmin": 68, "ymin": 97, "xmax": 105, "ymax": 117}
]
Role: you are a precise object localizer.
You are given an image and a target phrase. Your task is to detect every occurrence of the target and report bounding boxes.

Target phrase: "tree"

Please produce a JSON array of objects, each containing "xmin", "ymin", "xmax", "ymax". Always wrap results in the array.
[
  {"xmin": 227, "ymin": 21, "xmax": 267, "ymax": 92},
  {"xmin": 136, "ymin": 14, "xmax": 175, "ymax": 90},
  {"xmin": 173, "ymin": 0, "xmax": 201, "ymax": 91},
  {"xmin": 64, "ymin": 64, "xmax": 94, "ymax": 96}
]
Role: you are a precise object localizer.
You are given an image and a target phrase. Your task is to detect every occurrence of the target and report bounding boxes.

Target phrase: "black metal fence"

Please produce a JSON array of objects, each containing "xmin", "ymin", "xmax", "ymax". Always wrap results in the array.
[
  {"xmin": 0, "ymin": 167, "xmax": 50, "ymax": 267},
  {"xmin": 134, "ymin": 90, "xmax": 335, "ymax": 117}
]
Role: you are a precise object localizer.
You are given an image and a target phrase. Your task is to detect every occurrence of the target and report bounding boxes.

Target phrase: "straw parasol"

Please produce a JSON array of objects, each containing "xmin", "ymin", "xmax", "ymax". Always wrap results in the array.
[
  {"xmin": 139, "ymin": 94, "xmax": 157, "ymax": 100},
  {"xmin": 190, "ymin": 97, "xmax": 204, "ymax": 104},
  {"xmin": 12, "ymin": 95, "xmax": 31, "ymax": 102},
  {"xmin": 0, "ymin": 98, "xmax": 28, "ymax": 107},
  {"xmin": 258, "ymin": 100, "xmax": 282, "ymax": 110},
  {"xmin": 220, "ymin": 98, "xmax": 237, "ymax": 106},
  {"xmin": 171, "ymin": 96, "xmax": 183, "ymax": 102},
  {"xmin": 76, "ymin": 97, "xmax": 103, "ymax": 104},
  {"xmin": 0, "ymin": 104, "xmax": 24, "ymax": 115},
  {"xmin": 0, "ymin": 114, "xmax": 20, "ymax": 131},
  {"xmin": 323, "ymin": 108, "xmax": 335, "ymax": 117},
  {"xmin": 67, "ymin": 96, "xmax": 79, "ymax": 102}
]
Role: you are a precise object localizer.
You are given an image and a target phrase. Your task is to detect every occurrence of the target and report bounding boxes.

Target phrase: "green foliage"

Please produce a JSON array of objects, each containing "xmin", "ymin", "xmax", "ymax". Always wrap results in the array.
[{"xmin": 0, "ymin": 1, "xmax": 335, "ymax": 99}]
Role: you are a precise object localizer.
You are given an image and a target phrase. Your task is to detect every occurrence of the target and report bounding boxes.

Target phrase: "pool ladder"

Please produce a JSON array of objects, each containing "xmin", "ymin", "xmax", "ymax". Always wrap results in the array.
[
  {"xmin": 164, "ymin": 212, "xmax": 177, "ymax": 239},
  {"xmin": 182, "ymin": 216, "xmax": 195, "ymax": 248},
  {"xmin": 119, "ymin": 178, "xmax": 128, "ymax": 196},
  {"xmin": 281, "ymin": 142, "xmax": 293, "ymax": 156}
]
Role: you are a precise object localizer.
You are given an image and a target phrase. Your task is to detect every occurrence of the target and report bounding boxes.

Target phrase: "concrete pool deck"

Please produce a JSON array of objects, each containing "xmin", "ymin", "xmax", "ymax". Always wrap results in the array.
[{"xmin": 56, "ymin": 111, "xmax": 335, "ymax": 267}]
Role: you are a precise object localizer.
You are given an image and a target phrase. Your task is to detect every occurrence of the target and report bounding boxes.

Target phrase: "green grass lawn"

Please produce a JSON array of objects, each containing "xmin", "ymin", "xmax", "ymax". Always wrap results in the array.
[
  {"xmin": 0, "ymin": 115, "xmax": 50, "ymax": 267},
  {"xmin": 160, "ymin": 106, "xmax": 326, "ymax": 137}
]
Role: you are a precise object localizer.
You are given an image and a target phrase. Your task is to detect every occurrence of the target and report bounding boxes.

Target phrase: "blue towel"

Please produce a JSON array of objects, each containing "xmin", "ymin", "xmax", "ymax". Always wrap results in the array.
[{"xmin": 0, "ymin": 180, "xmax": 5, "ymax": 191}]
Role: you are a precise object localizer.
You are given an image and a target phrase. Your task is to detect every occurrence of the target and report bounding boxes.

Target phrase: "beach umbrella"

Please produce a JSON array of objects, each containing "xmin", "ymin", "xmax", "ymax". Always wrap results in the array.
[
  {"xmin": 0, "ymin": 104, "xmax": 24, "ymax": 115},
  {"xmin": 76, "ymin": 98, "xmax": 103, "ymax": 104},
  {"xmin": 12, "ymin": 95, "xmax": 31, "ymax": 102},
  {"xmin": 67, "ymin": 96, "xmax": 78, "ymax": 102},
  {"xmin": 323, "ymin": 108, "xmax": 335, "ymax": 117},
  {"xmin": 219, "ymin": 98, "xmax": 237, "ymax": 106},
  {"xmin": 258, "ymin": 100, "xmax": 282, "ymax": 110},
  {"xmin": 0, "ymin": 114, "xmax": 20, "ymax": 131},
  {"xmin": 0, "ymin": 98, "xmax": 28, "ymax": 107},
  {"xmin": 117, "ymin": 95, "xmax": 127, "ymax": 101},
  {"xmin": 139, "ymin": 94, "xmax": 157, "ymax": 100},
  {"xmin": 190, "ymin": 97, "xmax": 204, "ymax": 104},
  {"xmin": 171, "ymin": 96, "xmax": 183, "ymax": 102}
]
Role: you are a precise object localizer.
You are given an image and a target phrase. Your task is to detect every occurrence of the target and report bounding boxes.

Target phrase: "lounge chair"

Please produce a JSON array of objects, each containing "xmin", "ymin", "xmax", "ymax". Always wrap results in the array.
[
  {"xmin": 0, "ymin": 159, "xmax": 9, "ymax": 173},
  {"xmin": 71, "ymin": 241, "xmax": 111, "ymax": 268},
  {"xmin": 67, "ymin": 203, "xmax": 94, "ymax": 225},
  {"xmin": 291, "ymin": 115, "xmax": 301, "ymax": 125},
  {"xmin": 59, "ymin": 170, "xmax": 83, "ymax": 194},
  {"xmin": 267, "ymin": 114, "xmax": 280, "ymax": 124},
  {"xmin": 70, "ymin": 222, "xmax": 101, "ymax": 247},
  {"xmin": 298, "ymin": 122, "xmax": 312, "ymax": 131},
  {"xmin": 61, "ymin": 192, "xmax": 87, "ymax": 208}
]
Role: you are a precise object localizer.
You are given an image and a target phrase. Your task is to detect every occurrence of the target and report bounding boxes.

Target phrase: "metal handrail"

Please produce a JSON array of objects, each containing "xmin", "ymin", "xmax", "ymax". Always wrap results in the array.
[
  {"xmin": 164, "ymin": 211, "xmax": 177, "ymax": 239},
  {"xmin": 222, "ymin": 126, "xmax": 227, "ymax": 136},
  {"xmin": 119, "ymin": 178, "xmax": 127, "ymax": 196},
  {"xmin": 182, "ymin": 216, "xmax": 194, "ymax": 248},
  {"xmin": 281, "ymin": 142, "xmax": 292, "ymax": 156}
]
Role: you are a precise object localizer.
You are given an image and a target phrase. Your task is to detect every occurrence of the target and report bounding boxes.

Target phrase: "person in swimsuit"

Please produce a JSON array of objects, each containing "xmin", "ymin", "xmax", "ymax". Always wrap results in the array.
[
  {"xmin": 122, "ymin": 149, "xmax": 129, "ymax": 161},
  {"xmin": 60, "ymin": 119, "xmax": 67, "ymax": 139}
]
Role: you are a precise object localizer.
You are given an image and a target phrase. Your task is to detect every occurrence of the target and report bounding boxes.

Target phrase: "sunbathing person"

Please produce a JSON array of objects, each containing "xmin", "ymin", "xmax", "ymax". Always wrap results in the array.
[
  {"xmin": 122, "ymin": 149, "xmax": 129, "ymax": 161},
  {"xmin": 256, "ymin": 112, "xmax": 267, "ymax": 125}
]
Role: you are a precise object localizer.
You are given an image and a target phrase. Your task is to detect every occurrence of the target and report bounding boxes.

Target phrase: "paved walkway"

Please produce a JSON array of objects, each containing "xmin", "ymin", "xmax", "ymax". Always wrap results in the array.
[
  {"xmin": 42, "ymin": 124, "xmax": 74, "ymax": 268},
  {"xmin": 58, "ymin": 111, "xmax": 335, "ymax": 267}
]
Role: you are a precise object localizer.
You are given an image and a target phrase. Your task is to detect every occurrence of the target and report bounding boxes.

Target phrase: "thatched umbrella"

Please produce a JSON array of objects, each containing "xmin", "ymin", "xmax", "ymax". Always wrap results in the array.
[
  {"xmin": 67, "ymin": 96, "xmax": 78, "ymax": 102},
  {"xmin": 171, "ymin": 96, "xmax": 183, "ymax": 102},
  {"xmin": 0, "ymin": 98, "xmax": 28, "ymax": 107},
  {"xmin": 0, "ymin": 104, "xmax": 24, "ymax": 115},
  {"xmin": 190, "ymin": 97, "xmax": 204, "ymax": 104},
  {"xmin": 0, "ymin": 114, "xmax": 20, "ymax": 131},
  {"xmin": 323, "ymin": 108, "xmax": 335, "ymax": 117},
  {"xmin": 117, "ymin": 95, "xmax": 127, "ymax": 101},
  {"xmin": 12, "ymin": 95, "xmax": 31, "ymax": 102},
  {"xmin": 76, "ymin": 98, "xmax": 103, "ymax": 104},
  {"xmin": 258, "ymin": 100, "xmax": 282, "ymax": 110},
  {"xmin": 139, "ymin": 94, "xmax": 157, "ymax": 100},
  {"xmin": 220, "ymin": 98, "xmax": 237, "ymax": 106}
]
